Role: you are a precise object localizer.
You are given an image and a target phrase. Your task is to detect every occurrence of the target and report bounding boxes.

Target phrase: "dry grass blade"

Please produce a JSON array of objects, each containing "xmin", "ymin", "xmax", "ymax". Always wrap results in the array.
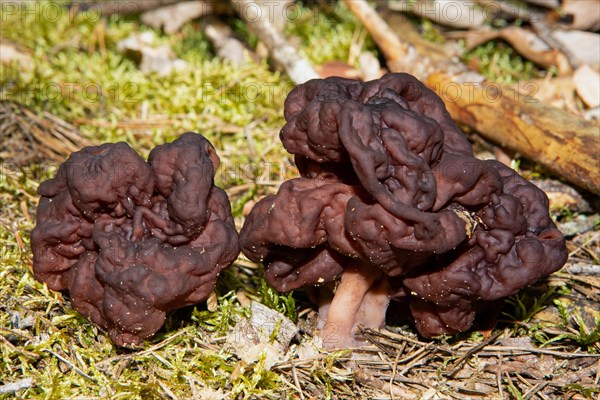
[
  {"xmin": 45, "ymin": 349, "xmax": 97, "ymax": 383},
  {"xmin": 1, "ymin": 2, "xmax": 598, "ymax": 399},
  {"xmin": 444, "ymin": 330, "xmax": 505, "ymax": 377},
  {"xmin": 0, "ymin": 100, "xmax": 92, "ymax": 164},
  {"xmin": 481, "ymin": 346, "xmax": 600, "ymax": 358},
  {"xmin": 550, "ymin": 274, "xmax": 600, "ymax": 302},
  {"xmin": 290, "ymin": 360, "xmax": 305, "ymax": 400},
  {"xmin": 360, "ymin": 326, "xmax": 456, "ymax": 355},
  {"xmin": 0, "ymin": 334, "xmax": 38, "ymax": 359},
  {"xmin": 356, "ymin": 321, "xmax": 600, "ymax": 398},
  {"xmin": 523, "ymin": 381, "xmax": 549, "ymax": 399},
  {"xmin": 354, "ymin": 367, "xmax": 418, "ymax": 399},
  {"xmin": 95, "ymin": 328, "xmax": 192, "ymax": 369}
]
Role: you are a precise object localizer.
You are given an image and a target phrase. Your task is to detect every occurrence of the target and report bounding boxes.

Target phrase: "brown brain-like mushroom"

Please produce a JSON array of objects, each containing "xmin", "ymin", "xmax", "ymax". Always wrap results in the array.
[
  {"xmin": 31, "ymin": 132, "xmax": 239, "ymax": 347},
  {"xmin": 239, "ymin": 73, "xmax": 568, "ymax": 348}
]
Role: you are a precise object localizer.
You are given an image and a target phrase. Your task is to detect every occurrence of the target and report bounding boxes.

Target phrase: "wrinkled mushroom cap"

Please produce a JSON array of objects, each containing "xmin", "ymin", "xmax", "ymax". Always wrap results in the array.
[
  {"xmin": 31, "ymin": 132, "xmax": 239, "ymax": 347},
  {"xmin": 241, "ymin": 73, "xmax": 567, "ymax": 338}
]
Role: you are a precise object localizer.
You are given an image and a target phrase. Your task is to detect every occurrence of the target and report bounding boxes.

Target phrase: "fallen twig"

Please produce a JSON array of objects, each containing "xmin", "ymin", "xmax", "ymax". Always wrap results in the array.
[
  {"xmin": 202, "ymin": 15, "xmax": 250, "ymax": 66},
  {"xmin": 563, "ymin": 263, "xmax": 600, "ymax": 277},
  {"xmin": 233, "ymin": 0, "xmax": 319, "ymax": 84},
  {"xmin": 480, "ymin": 346, "xmax": 600, "ymax": 358},
  {"xmin": 354, "ymin": 367, "xmax": 418, "ymax": 399},
  {"xmin": 444, "ymin": 330, "xmax": 505, "ymax": 378},
  {"xmin": 45, "ymin": 349, "xmax": 97, "ymax": 383},
  {"xmin": 360, "ymin": 326, "xmax": 456, "ymax": 355},
  {"xmin": 140, "ymin": 1, "xmax": 226, "ymax": 33}
]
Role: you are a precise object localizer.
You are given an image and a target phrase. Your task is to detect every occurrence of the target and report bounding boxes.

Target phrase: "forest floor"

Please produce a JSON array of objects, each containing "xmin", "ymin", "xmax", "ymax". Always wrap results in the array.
[{"xmin": 1, "ymin": 1, "xmax": 599, "ymax": 399}]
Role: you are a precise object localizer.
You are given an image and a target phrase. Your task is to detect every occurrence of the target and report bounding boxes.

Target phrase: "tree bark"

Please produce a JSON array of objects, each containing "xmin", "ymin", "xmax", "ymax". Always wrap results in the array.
[{"xmin": 428, "ymin": 73, "xmax": 600, "ymax": 195}]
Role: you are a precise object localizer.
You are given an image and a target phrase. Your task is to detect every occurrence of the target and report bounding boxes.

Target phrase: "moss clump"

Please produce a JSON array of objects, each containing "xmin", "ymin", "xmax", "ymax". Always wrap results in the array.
[
  {"xmin": 286, "ymin": 1, "xmax": 377, "ymax": 66},
  {"xmin": 462, "ymin": 40, "xmax": 538, "ymax": 84},
  {"xmin": 1, "ymin": 1, "xmax": 595, "ymax": 399},
  {"xmin": 0, "ymin": 1, "xmax": 373, "ymax": 399}
]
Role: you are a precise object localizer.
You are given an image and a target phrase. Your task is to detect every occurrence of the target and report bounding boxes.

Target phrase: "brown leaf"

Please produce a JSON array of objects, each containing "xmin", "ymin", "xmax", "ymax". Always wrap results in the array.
[
  {"xmin": 532, "ymin": 178, "xmax": 592, "ymax": 212},
  {"xmin": 560, "ymin": 0, "xmax": 600, "ymax": 31},
  {"xmin": 552, "ymin": 30, "xmax": 600, "ymax": 69},
  {"xmin": 573, "ymin": 65, "xmax": 600, "ymax": 108}
]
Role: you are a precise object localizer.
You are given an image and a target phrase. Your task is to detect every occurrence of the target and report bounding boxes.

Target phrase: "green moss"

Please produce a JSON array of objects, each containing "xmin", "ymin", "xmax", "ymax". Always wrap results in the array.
[
  {"xmin": 419, "ymin": 19, "xmax": 446, "ymax": 44},
  {"xmin": 0, "ymin": 2, "xmax": 289, "ymax": 177},
  {"xmin": 191, "ymin": 291, "xmax": 248, "ymax": 335},
  {"xmin": 503, "ymin": 286, "xmax": 561, "ymax": 325},
  {"xmin": 255, "ymin": 280, "xmax": 297, "ymax": 322},
  {"xmin": 0, "ymin": 2, "xmax": 297, "ymax": 398},
  {"xmin": 549, "ymin": 300, "xmax": 600, "ymax": 352},
  {"xmin": 0, "ymin": 1, "xmax": 594, "ymax": 399},
  {"xmin": 173, "ymin": 24, "xmax": 214, "ymax": 61},
  {"xmin": 286, "ymin": 1, "xmax": 377, "ymax": 66},
  {"xmin": 462, "ymin": 40, "xmax": 538, "ymax": 84}
]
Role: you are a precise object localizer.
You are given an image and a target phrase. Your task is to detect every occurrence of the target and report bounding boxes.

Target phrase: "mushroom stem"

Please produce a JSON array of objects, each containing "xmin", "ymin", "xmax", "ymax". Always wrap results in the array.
[{"xmin": 319, "ymin": 262, "xmax": 390, "ymax": 349}]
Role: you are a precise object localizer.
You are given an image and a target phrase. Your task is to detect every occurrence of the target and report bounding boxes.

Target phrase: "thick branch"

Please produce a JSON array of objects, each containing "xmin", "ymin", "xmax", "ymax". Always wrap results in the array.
[{"xmin": 427, "ymin": 73, "xmax": 600, "ymax": 196}]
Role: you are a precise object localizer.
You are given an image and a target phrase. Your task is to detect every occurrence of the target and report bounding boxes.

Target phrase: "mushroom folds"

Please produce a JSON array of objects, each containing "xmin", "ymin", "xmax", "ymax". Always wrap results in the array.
[
  {"xmin": 31, "ymin": 132, "xmax": 239, "ymax": 347},
  {"xmin": 240, "ymin": 73, "xmax": 567, "ymax": 348}
]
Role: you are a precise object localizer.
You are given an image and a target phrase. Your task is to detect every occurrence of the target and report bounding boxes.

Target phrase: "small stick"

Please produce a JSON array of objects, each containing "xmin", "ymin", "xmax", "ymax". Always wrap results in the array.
[
  {"xmin": 202, "ymin": 15, "xmax": 250, "ymax": 65},
  {"xmin": 354, "ymin": 367, "xmax": 418, "ymax": 399},
  {"xmin": 360, "ymin": 326, "xmax": 456, "ymax": 354},
  {"xmin": 291, "ymin": 360, "xmax": 305, "ymax": 400},
  {"xmin": 158, "ymin": 380, "xmax": 179, "ymax": 400},
  {"xmin": 444, "ymin": 330, "xmax": 504, "ymax": 377},
  {"xmin": 563, "ymin": 263, "xmax": 600, "ymax": 277},
  {"xmin": 523, "ymin": 381, "xmax": 549, "ymax": 400},
  {"xmin": 0, "ymin": 378, "xmax": 35, "ymax": 395},
  {"xmin": 497, "ymin": 355, "xmax": 504, "ymax": 399},
  {"xmin": 342, "ymin": 0, "xmax": 409, "ymax": 65},
  {"xmin": 389, "ymin": 342, "xmax": 403, "ymax": 400},
  {"xmin": 569, "ymin": 232, "xmax": 599, "ymax": 258},
  {"xmin": 233, "ymin": 0, "xmax": 318, "ymax": 84},
  {"xmin": 397, "ymin": 349, "xmax": 431, "ymax": 376},
  {"xmin": 0, "ymin": 335, "xmax": 38, "ymax": 359},
  {"xmin": 481, "ymin": 346, "xmax": 600, "ymax": 358},
  {"xmin": 45, "ymin": 349, "xmax": 97, "ymax": 383}
]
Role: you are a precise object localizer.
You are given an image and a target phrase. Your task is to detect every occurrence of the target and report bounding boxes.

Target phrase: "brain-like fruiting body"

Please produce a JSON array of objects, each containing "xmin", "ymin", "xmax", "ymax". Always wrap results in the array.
[
  {"xmin": 31, "ymin": 132, "xmax": 239, "ymax": 347},
  {"xmin": 240, "ymin": 73, "xmax": 568, "ymax": 348}
]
